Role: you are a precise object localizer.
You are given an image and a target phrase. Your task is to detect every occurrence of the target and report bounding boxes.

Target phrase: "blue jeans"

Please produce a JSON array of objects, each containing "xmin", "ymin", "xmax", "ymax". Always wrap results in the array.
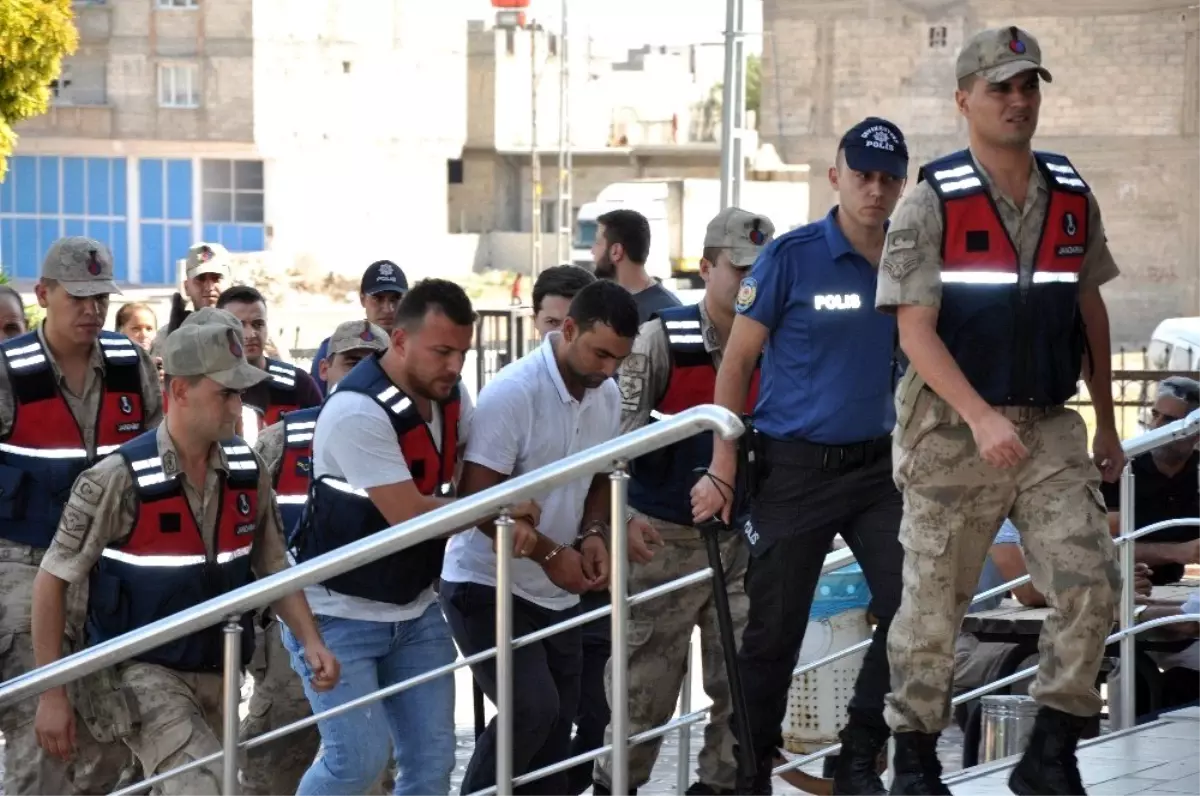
[{"xmin": 281, "ymin": 602, "xmax": 457, "ymax": 796}]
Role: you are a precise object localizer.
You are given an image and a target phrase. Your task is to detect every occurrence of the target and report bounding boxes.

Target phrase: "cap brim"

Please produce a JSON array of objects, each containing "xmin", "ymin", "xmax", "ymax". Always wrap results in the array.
[
  {"xmin": 188, "ymin": 266, "xmax": 229, "ymax": 279},
  {"xmin": 60, "ymin": 278, "xmax": 122, "ymax": 297},
  {"xmin": 728, "ymin": 245, "xmax": 764, "ymax": 268},
  {"xmin": 362, "ymin": 283, "xmax": 407, "ymax": 296},
  {"xmin": 329, "ymin": 343, "xmax": 385, "ymax": 357},
  {"xmin": 843, "ymin": 147, "xmax": 909, "ymax": 179},
  {"xmin": 208, "ymin": 361, "xmax": 271, "ymax": 391},
  {"xmin": 979, "ymin": 61, "xmax": 1052, "ymax": 84}
]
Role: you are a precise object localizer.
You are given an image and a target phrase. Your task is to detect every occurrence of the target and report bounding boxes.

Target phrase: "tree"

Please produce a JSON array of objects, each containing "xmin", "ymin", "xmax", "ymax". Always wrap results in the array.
[
  {"xmin": 0, "ymin": 0, "xmax": 78, "ymax": 183},
  {"xmin": 704, "ymin": 53, "xmax": 763, "ymax": 131}
]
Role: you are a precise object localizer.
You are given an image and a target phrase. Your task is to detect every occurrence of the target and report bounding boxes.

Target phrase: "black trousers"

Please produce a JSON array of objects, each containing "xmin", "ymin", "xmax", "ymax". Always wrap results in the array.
[
  {"xmin": 739, "ymin": 441, "xmax": 904, "ymax": 765},
  {"xmin": 565, "ymin": 589, "xmax": 611, "ymax": 794},
  {"xmin": 440, "ymin": 580, "xmax": 583, "ymax": 795}
]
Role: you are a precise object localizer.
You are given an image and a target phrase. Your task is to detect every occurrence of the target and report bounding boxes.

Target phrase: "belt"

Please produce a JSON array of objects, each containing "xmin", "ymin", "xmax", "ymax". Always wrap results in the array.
[
  {"xmin": 946, "ymin": 404, "xmax": 1060, "ymax": 426},
  {"xmin": 762, "ymin": 435, "xmax": 891, "ymax": 471}
]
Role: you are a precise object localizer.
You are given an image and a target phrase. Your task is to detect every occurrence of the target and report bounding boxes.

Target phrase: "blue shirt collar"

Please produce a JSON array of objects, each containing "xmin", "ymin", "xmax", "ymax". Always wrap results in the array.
[{"xmin": 821, "ymin": 206, "xmax": 889, "ymax": 263}]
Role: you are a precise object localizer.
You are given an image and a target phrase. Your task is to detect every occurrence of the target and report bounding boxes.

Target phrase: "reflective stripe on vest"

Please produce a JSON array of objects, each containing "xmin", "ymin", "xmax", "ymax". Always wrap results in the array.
[{"xmin": 926, "ymin": 151, "xmax": 1087, "ymax": 285}]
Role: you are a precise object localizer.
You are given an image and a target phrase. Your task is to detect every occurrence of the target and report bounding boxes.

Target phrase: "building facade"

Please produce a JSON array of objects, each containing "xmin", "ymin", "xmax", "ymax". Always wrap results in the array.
[
  {"xmin": 448, "ymin": 22, "xmax": 725, "ymax": 241},
  {"xmin": 3, "ymin": 0, "xmax": 466, "ymax": 284},
  {"xmin": 760, "ymin": 0, "xmax": 1200, "ymax": 343}
]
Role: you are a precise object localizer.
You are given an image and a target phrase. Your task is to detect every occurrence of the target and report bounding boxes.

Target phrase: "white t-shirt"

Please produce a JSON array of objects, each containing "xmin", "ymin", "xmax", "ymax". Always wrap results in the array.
[
  {"xmin": 300, "ymin": 381, "xmax": 475, "ymax": 622},
  {"xmin": 441, "ymin": 334, "xmax": 621, "ymax": 611}
]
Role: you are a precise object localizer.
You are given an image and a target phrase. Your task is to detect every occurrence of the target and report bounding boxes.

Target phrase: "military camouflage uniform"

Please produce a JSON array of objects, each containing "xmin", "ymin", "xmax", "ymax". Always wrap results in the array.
[
  {"xmin": 240, "ymin": 420, "xmax": 322, "ymax": 795},
  {"xmin": 877, "ymin": 154, "xmax": 1121, "ymax": 734},
  {"xmin": 0, "ymin": 320, "xmax": 162, "ymax": 795},
  {"xmin": 39, "ymin": 423, "xmax": 291, "ymax": 795},
  {"xmin": 593, "ymin": 302, "xmax": 750, "ymax": 792}
]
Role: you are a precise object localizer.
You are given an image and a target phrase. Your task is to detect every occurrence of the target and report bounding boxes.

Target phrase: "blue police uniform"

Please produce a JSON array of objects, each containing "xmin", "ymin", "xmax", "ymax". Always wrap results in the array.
[{"xmin": 729, "ymin": 115, "xmax": 910, "ymax": 796}]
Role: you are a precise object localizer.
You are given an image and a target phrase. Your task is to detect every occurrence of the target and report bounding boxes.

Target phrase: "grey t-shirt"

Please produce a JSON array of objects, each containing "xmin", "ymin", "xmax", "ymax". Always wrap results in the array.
[{"xmin": 633, "ymin": 281, "xmax": 681, "ymax": 323}]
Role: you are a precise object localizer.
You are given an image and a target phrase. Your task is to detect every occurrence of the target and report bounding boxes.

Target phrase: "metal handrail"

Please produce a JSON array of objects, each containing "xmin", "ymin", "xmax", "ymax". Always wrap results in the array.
[
  {"xmin": 1117, "ymin": 407, "xmax": 1200, "ymax": 729},
  {"xmin": 0, "ymin": 404, "xmax": 743, "ymax": 708},
  {"xmin": 109, "ymin": 570, "xmax": 716, "ymax": 796},
  {"xmin": 771, "ymin": 612, "xmax": 1200, "ymax": 779}
]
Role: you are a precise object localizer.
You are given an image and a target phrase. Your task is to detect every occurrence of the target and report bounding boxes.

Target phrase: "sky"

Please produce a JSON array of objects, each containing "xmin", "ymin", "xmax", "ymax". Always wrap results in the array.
[{"xmin": 493, "ymin": 0, "xmax": 764, "ymax": 54}]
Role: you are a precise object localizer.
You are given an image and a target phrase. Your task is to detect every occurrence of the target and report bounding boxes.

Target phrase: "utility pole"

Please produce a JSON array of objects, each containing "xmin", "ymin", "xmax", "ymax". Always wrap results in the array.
[
  {"xmin": 530, "ymin": 23, "xmax": 543, "ymax": 278},
  {"xmin": 554, "ymin": 0, "xmax": 572, "ymax": 266},
  {"xmin": 718, "ymin": 0, "xmax": 746, "ymax": 210}
]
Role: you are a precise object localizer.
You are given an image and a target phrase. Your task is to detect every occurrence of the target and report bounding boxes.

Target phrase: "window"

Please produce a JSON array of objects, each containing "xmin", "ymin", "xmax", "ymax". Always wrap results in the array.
[
  {"xmin": 447, "ymin": 159, "xmax": 464, "ymax": 185},
  {"xmin": 540, "ymin": 198, "xmax": 557, "ymax": 234},
  {"xmin": 202, "ymin": 160, "xmax": 264, "ymax": 224},
  {"xmin": 50, "ymin": 65, "xmax": 72, "ymax": 102},
  {"xmin": 156, "ymin": 0, "xmax": 198, "ymax": 8},
  {"xmin": 928, "ymin": 26, "xmax": 948, "ymax": 49},
  {"xmin": 0, "ymin": 155, "xmax": 129, "ymax": 280},
  {"xmin": 158, "ymin": 63, "xmax": 199, "ymax": 108}
]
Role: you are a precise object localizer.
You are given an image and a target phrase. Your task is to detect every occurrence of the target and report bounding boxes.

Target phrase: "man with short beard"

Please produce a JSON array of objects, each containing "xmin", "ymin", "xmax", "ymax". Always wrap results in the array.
[
  {"xmin": 875, "ymin": 27, "xmax": 1123, "ymax": 795},
  {"xmin": 442, "ymin": 279, "xmax": 663, "ymax": 795},
  {"xmin": 167, "ymin": 242, "xmax": 231, "ymax": 334},
  {"xmin": 591, "ymin": 208, "xmax": 679, "ymax": 319}
]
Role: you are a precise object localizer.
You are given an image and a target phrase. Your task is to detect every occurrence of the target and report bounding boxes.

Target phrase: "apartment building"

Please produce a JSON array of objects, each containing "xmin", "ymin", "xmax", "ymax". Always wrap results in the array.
[{"xmin": 2, "ymin": 0, "xmax": 467, "ymax": 284}]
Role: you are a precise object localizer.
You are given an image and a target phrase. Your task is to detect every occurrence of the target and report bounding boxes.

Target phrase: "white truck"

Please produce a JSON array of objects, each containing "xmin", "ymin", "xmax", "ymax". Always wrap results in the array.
[{"xmin": 571, "ymin": 178, "xmax": 810, "ymax": 285}]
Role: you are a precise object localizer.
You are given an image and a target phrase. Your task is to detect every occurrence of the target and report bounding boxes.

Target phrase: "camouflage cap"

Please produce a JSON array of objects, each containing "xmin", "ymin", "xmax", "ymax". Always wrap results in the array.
[
  {"xmin": 162, "ymin": 322, "xmax": 268, "ymax": 390},
  {"xmin": 703, "ymin": 208, "xmax": 775, "ymax": 267},
  {"xmin": 185, "ymin": 242, "xmax": 232, "ymax": 280},
  {"xmin": 957, "ymin": 26, "xmax": 1052, "ymax": 85},
  {"xmin": 328, "ymin": 320, "xmax": 389, "ymax": 357},
  {"xmin": 40, "ymin": 237, "xmax": 121, "ymax": 297},
  {"xmin": 181, "ymin": 306, "xmax": 243, "ymax": 334}
]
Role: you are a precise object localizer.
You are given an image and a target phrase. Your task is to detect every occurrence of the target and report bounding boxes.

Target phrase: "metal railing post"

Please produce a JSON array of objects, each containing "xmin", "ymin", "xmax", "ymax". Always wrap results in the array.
[
  {"xmin": 222, "ymin": 615, "xmax": 242, "ymax": 795},
  {"xmin": 676, "ymin": 640, "xmax": 693, "ymax": 795},
  {"xmin": 610, "ymin": 462, "xmax": 631, "ymax": 795},
  {"xmin": 495, "ymin": 512, "xmax": 515, "ymax": 794},
  {"xmin": 1117, "ymin": 463, "xmax": 1137, "ymax": 730}
]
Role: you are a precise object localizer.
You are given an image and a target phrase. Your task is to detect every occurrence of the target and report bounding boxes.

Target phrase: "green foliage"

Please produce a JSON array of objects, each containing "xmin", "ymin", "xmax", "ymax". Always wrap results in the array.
[
  {"xmin": 706, "ymin": 54, "xmax": 762, "ymax": 126},
  {"xmin": 0, "ymin": 0, "xmax": 78, "ymax": 181}
]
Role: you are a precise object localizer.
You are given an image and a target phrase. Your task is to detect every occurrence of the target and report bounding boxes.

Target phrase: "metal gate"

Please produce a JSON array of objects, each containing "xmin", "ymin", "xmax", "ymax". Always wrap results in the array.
[{"xmin": 474, "ymin": 307, "xmax": 537, "ymax": 389}]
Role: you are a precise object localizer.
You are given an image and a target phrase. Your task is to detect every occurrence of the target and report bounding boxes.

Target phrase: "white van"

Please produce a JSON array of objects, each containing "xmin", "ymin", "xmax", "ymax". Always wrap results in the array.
[
  {"xmin": 1136, "ymin": 316, "xmax": 1200, "ymax": 433},
  {"xmin": 1147, "ymin": 317, "xmax": 1200, "ymax": 371}
]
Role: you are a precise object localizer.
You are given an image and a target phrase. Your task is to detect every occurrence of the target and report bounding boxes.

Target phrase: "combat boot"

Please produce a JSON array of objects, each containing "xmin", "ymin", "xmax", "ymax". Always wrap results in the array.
[
  {"xmin": 833, "ymin": 719, "xmax": 888, "ymax": 795},
  {"xmin": 1008, "ymin": 706, "xmax": 1089, "ymax": 796},
  {"xmin": 684, "ymin": 782, "xmax": 735, "ymax": 795},
  {"xmin": 888, "ymin": 732, "xmax": 951, "ymax": 795}
]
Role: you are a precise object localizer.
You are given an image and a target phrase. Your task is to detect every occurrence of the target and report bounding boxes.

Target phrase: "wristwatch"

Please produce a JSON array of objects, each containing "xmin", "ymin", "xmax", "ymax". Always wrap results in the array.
[{"xmin": 1133, "ymin": 604, "xmax": 1149, "ymax": 622}]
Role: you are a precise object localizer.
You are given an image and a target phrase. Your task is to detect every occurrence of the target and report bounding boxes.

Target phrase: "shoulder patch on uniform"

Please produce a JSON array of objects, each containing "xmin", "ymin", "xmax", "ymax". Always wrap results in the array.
[
  {"xmin": 71, "ymin": 475, "xmax": 104, "ymax": 508},
  {"xmin": 619, "ymin": 374, "xmax": 645, "ymax": 411},
  {"xmin": 58, "ymin": 505, "xmax": 93, "ymax": 552},
  {"xmin": 735, "ymin": 277, "xmax": 758, "ymax": 313},
  {"xmin": 887, "ymin": 229, "xmax": 919, "ymax": 253},
  {"xmin": 883, "ymin": 252, "xmax": 923, "ymax": 282},
  {"xmin": 623, "ymin": 353, "xmax": 648, "ymax": 375}
]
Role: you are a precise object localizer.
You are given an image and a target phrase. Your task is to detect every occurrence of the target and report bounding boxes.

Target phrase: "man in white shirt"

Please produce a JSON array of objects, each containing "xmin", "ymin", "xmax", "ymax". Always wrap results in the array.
[
  {"xmin": 442, "ymin": 280, "xmax": 663, "ymax": 795},
  {"xmin": 282, "ymin": 279, "xmax": 538, "ymax": 795}
]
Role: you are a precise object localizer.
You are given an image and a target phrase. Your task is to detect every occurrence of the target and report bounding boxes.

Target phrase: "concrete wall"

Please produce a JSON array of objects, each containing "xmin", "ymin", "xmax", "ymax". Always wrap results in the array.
[
  {"xmin": 252, "ymin": 0, "xmax": 468, "ymax": 278},
  {"xmin": 760, "ymin": 0, "xmax": 1200, "ymax": 344},
  {"xmin": 448, "ymin": 149, "xmax": 722, "ymax": 234}
]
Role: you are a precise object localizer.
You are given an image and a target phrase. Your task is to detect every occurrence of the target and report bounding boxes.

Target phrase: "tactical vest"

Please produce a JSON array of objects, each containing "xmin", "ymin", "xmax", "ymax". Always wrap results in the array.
[
  {"xmin": 920, "ymin": 149, "xmax": 1089, "ymax": 407},
  {"xmin": 628, "ymin": 304, "xmax": 760, "ymax": 527},
  {"xmin": 0, "ymin": 331, "xmax": 146, "ymax": 549},
  {"xmin": 274, "ymin": 407, "xmax": 319, "ymax": 540},
  {"xmin": 261, "ymin": 358, "xmax": 303, "ymax": 427},
  {"xmin": 292, "ymin": 356, "xmax": 458, "ymax": 606},
  {"xmin": 87, "ymin": 431, "xmax": 258, "ymax": 672}
]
